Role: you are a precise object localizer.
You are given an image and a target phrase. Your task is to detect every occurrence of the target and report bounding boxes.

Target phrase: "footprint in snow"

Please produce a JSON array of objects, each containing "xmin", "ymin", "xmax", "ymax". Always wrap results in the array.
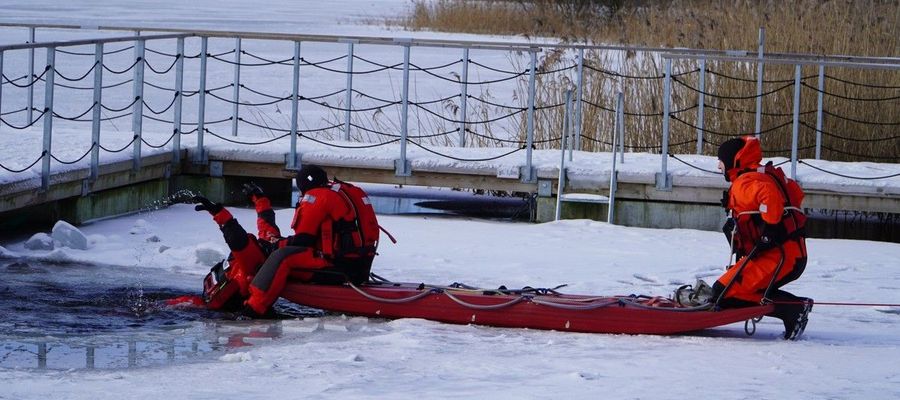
[{"xmin": 632, "ymin": 274, "xmax": 659, "ymax": 283}]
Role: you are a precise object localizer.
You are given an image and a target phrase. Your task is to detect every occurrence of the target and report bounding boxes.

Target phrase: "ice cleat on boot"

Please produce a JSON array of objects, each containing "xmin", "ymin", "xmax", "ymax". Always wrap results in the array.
[
  {"xmin": 781, "ymin": 298, "xmax": 813, "ymax": 340},
  {"xmin": 674, "ymin": 280, "xmax": 714, "ymax": 307}
]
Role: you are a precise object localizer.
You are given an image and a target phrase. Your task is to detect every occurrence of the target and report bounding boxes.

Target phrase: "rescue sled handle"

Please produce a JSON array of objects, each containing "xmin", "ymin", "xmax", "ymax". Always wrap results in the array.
[{"xmin": 0, "ymin": 33, "xmax": 192, "ymax": 52}]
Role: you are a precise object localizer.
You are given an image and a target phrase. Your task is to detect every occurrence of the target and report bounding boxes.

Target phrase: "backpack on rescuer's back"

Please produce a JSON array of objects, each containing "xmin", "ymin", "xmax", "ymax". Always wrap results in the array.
[
  {"xmin": 763, "ymin": 161, "xmax": 807, "ymax": 238},
  {"xmin": 331, "ymin": 179, "xmax": 380, "ymax": 263},
  {"xmin": 732, "ymin": 162, "xmax": 807, "ymax": 257}
]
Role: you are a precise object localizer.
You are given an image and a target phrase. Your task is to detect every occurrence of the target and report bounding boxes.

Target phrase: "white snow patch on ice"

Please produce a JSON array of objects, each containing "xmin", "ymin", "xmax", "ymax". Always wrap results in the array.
[
  {"xmin": 219, "ymin": 352, "xmax": 253, "ymax": 363},
  {"xmin": 24, "ymin": 233, "xmax": 54, "ymax": 251}
]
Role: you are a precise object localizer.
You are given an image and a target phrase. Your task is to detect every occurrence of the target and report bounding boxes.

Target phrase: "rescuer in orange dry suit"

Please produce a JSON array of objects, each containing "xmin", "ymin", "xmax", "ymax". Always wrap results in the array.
[
  {"xmin": 191, "ymin": 190, "xmax": 276, "ymax": 312},
  {"xmin": 241, "ymin": 164, "xmax": 379, "ymax": 318},
  {"xmin": 191, "ymin": 165, "xmax": 379, "ymax": 319},
  {"xmin": 711, "ymin": 136, "xmax": 813, "ymax": 340}
]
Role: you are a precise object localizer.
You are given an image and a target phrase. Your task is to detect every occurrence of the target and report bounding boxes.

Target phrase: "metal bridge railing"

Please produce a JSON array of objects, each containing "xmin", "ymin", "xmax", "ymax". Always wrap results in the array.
[
  {"xmin": 1, "ymin": 23, "xmax": 898, "ymax": 196},
  {"xmin": 0, "ymin": 32, "xmax": 192, "ymax": 190}
]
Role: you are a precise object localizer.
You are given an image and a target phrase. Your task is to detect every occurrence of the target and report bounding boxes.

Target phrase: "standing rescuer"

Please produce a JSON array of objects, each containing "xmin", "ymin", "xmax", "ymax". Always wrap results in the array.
[{"xmin": 711, "ymin": 136, "xmax": 813, "ymax": 340}]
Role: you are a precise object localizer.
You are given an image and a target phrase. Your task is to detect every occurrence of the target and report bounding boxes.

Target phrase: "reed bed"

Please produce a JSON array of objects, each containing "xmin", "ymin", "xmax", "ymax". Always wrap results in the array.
[{"xmin": 387, "ymin": 0, "xmax": 899, "ymax": 162}]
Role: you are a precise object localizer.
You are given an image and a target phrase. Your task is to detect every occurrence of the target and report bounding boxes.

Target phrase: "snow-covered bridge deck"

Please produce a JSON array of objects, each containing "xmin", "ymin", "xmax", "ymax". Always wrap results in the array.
[{"xmin": 1, "ymin": 129, "xmax": 898, "ymax": 228}]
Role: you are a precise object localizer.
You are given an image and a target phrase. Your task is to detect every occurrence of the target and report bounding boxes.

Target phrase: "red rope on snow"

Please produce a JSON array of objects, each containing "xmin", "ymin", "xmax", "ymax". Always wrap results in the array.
[{"xmin": 772, "ymin": 300, "xmax": 900, "ymax": 307}]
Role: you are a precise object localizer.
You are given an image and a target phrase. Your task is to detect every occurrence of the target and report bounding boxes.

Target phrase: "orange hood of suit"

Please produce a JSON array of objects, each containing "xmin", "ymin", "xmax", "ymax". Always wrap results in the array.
[{"xmin": 725, "ymin": 136, "xmax": 762, "ymax": 182}]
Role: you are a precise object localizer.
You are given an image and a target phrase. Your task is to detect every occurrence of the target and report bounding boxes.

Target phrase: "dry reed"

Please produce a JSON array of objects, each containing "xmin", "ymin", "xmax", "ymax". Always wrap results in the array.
[{"xmin": 387, "ymin": 0, "xmax": 899, "ymax": 162}]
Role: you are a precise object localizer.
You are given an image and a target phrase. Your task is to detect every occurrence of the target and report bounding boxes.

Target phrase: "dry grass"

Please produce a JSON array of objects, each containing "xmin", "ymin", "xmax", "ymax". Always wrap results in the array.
[{"xmin": 388, "ymin": 0, "xmax": 900, "ymax": 162}]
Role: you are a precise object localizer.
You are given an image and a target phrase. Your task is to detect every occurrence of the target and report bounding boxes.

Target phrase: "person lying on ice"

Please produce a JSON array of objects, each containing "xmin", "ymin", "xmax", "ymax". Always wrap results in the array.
[
  {"xmin": 676, "ymin": 136, "xmax": 813, "ymax": 340},
  {"xmin": 194, "ymin": 164, "xmax": 380, "ymax": 319}
]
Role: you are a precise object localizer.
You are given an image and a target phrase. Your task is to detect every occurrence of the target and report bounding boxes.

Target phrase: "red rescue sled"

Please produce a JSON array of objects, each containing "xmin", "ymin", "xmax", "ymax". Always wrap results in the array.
[{"xmin": 281, "ymin": 280, "xmax": 773, "ymax": 335}]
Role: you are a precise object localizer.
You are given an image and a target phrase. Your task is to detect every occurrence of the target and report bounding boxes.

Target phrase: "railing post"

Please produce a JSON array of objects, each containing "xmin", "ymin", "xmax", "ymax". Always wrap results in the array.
[
  {"xmin": 754, "ymin": 27, "xmax": 765, "ymax": 137},
  {"xmin": 617, "ymin": 90, "xmax": 625, "ymax": 164},
  {"xmin": 458, "ymin": 47, "xmax": 469, "ymax": 147},
  {"xmin": 564, "ymin": 89, "xmax": 573, "ymax": 162},
  {"xmin": 86, "ymin": 346, "xmax": 95, "ymax": 369},
  {"xmin": 343, "ymin": 40, "xmax": 355, "ymax": 141},
  {"xmin": 131, "ymin": 39, "xmax": 146, "ymax": 171},
  {"xmin": 172, "ymin": 37, "xmax": 184, "ymax": 165},
  {"xmin": 231, "ymin": 37, "xmax": 241, "ymax": 137},
  {"xmin": 0, "ymin": 51, "xmax": 4, "ymax": 118},
  {"xmin": 195, "ymin": 36, "xmax": 208, "ymax": 164},
  {"xmin": 90, "ymin": 43, "xmax": 103, "ymax": 181},
  {"xmin": 610, "ymin": 91, "xmax": 624, "ymax": 225},
  {"xmin": 574, "ymin": 47, "xmax": 585, "ymax": 151},
  {"xmin": 657, "ymin": 57, "xmax": 672, "ymax": 191},
  {"xmin": 521, "ymin": 48, "xmax": 538, "ymax": 183},
  {"xmin": 815, "ymin": 64, "xmax": 825, "ymax": 160},
  {"xmin": 37, "ymin": 342, "xmax": 47, "ymax": 369},
  {"xmin": 41, "ymin": 47, "xmax": 55, "ymax": 191},
  {"xmin": 696, "ymin": 58, "xmax": 706, "ymax": 154},
  {"xmin": 790, "ymin": 64, "xmax": 801, "ymax": 180},
  {"xmin": 288, "ymin": 41, "xmax": 301, "ymax": 170},
  {"xmin": 27, "ymin": 27, "xmax": 35, "ymax": 126},
  {"xmin": 395, "ymin": 41, "xmax": 412, "ymax": 176},
  {"xmin": 555, "ymin": 89, "xmax": 573, "ymax": 222}
]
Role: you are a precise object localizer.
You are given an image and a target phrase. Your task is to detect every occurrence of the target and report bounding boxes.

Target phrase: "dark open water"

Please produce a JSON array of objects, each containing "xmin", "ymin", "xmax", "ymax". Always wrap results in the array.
[{"xmin": 0, "ymin": 260, "xmax": 321, "ymax": 370}]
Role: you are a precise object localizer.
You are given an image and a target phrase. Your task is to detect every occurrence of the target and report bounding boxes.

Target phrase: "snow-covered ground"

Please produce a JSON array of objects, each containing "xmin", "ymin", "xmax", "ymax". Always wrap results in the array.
[
  {"xmin": 1, "ymin": 205, "xmax": 900, "ymax": 399},
  {"xmin": 2, "ymin": 1, "xmax": 900, "ymax": 399}
]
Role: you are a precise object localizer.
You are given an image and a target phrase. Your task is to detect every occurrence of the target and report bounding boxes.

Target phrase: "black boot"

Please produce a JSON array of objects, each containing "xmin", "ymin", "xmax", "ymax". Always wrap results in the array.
[
  {"xmin": 768, "ymin": 298, "xmax": 813, "ymax": 340},
  {"xmin": 233, "ymin": 304, "xmax": 277, "ymax": 320}
]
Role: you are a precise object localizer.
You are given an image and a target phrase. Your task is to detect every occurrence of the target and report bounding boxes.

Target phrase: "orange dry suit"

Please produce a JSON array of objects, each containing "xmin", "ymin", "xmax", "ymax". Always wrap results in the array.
[
  {"xmin": 715, "ymin": 138, "xmax": 808, "ymax": 304},
  {"xmin": 245, "ymin": 181, "xmax": 379, "ymax": 314},
  {"xmin": 202, "ymin": 206, "xmax": 270, "ymax": 310}
]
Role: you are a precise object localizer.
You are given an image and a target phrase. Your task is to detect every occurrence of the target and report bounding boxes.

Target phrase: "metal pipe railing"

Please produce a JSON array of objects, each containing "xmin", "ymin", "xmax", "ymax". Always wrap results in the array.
[
  {"xmin": 0, "ymin": 32, "xmax": 192, "ymax": 52},
  {"xmin": 195, "ymin": 37, "xmax": 208, "ymax": 164},
  {"xmin": 791, "ymin": 64, "xmax": 802, "ymax": 180},
  {"xmin": 554, "ymin": 89, "xmax": 573, "ymax": 221},
  {"xmin": 695, "ymin": 58, "xmax": 706, "ymax": 154},
  {"xmin": 523, "ymin": 49, "xmax": 537, "ymax": 182},
  {"xmin": 0, "ymin": 51, "xmax": 4, "ymax": 123},
  {"xmin": 458, "ymin": 47, "xmax": 469, "ymax": 147},
  {"xmin": 40, "ymin": 47, "xmax": 55, "ymax": 191},
  {"xmin": 343, "ymin": 40, "xmax": 355, "ymax": 141},
  {"xmin": 661, "ymin": 52, "xmax": 900, "ymax": 70},
  {"xmin": 89, "ymin": 43, "xmax": 103, "ymax": 181},
  {"xmin": 657, "ymin": 58, "xmax": 672, "ymax": 191},
  {"xmin": 231, "ymin": 37, "xmax": 241, "ymax": 137},
  {"xmin": 131, "ymin": 39, "xmax": 146, "ymax": 171},
  {"xmin": 754, "ymin": 28, "xmax": 765, "ymax": 137},
  {"xmin": 26, "ymin": 27, "xmax": 35, "ymax": 127},
  {"xmin": 172, "ymin": 37, "xmax": 185, "ymax": 166},
  {"xmin": 4, "ymin": 22, "xmax": 899, "ymax": 66},
  {"xmin": 815, "ymin": 64, "xmax": 825, "ymax": 160},
  {"xmin": 288, "ymin": 41, "xmax": 301, "ymax": 170},
  {"xmin": 396, "ymin": 40, "xmax": 411, "ymax": 176},
  {"xmin": 574, "ymin": 48, "xmax": 585, "ymax": 151},
  {"xmin": 3, "ymin": 23, "xmax": 897, "ymax": 202},
  {"xmin": 609, "ymin": 92, "xmax": 623, "ymax": 224}
]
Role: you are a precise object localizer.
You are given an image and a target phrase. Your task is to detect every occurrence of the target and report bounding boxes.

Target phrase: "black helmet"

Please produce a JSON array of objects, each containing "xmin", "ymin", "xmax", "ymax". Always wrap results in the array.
[
  {"xmin": 296, "ymin": 164, "xmax": 328, "ymax": 193},
  {"xmin": 717, "ymin": 138, "xmax": 745, "ymax": 171}
]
